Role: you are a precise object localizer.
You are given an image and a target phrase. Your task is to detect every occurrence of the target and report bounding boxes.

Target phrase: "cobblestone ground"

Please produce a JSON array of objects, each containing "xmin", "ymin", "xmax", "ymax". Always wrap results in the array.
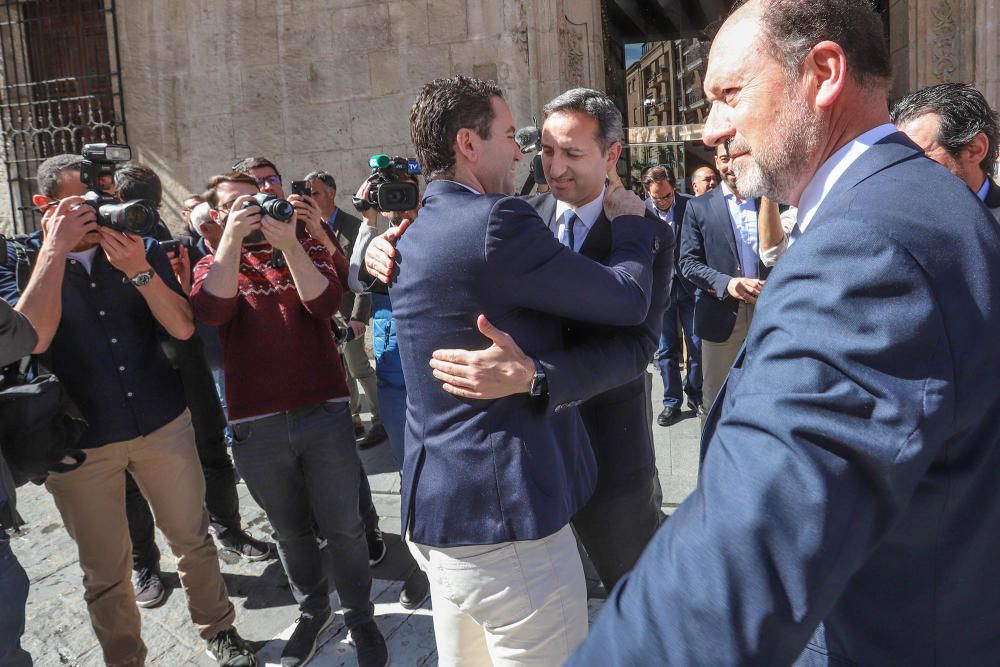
[{"xmin": 10, "ymin": 366, "xmax": 702, "ymax": 665}]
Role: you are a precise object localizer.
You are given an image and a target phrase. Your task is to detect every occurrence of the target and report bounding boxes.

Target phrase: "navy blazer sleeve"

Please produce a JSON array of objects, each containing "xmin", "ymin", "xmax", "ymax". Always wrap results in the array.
[
  {"xmin": 540, "ymin": 228, "xmax": 673, "ymax": 412},
  {"xmin": 486, "ymin": 196, "xmax": 664, "ymax": 326},
  {"xmin": 678, "ymin": 199, "xmax": 733, "ymax": 300},
  {"xmin": 570, "ymin": 219, "xmax": 954, "ymax": 665}
]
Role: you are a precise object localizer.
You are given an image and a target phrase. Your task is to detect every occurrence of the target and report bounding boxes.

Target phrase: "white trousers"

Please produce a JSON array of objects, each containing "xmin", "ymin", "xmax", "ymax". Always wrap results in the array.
[{"xmin": 409, "ymin": 523, "xmax": 588, "ymax": 666}]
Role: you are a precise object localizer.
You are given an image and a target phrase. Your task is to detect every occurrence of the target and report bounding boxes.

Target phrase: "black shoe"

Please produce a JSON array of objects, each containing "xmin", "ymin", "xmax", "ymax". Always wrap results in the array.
[
  {"xmin": 686, "ymin": 397, "xmax": 705, "ymax": 415},
  {"xmin": 133, "ymin": 567, "xmax": 166, "ymax": 609},
  {"xmin": 206, "ymin": 628, "xmax": 258, "ymax": 667},
  {"xmin": 350, "ymin": 620, "xmax": 389, "ymax": 667},
  {"xmin": 399, "ymin": 568, "xmax": 429, "ymax": 610},
  {"xmin": 357, "ymin": 423, "xmax": 387, "ymax": 450},
  {"xmin": 213, "ymin": 527, "xmax": 276, "ymax": 562},
  {"xmin": 353, "ymin": 421, "xmax": 366, "ymax": 437},
  {"xmin": 657, "ymin": 407, "xmax": 682, "ymax": 427},
  {"xmin": 281, "ymin": 608, "xmax": 333, "ymax": 667},
  {"xmin": 367, "ymin": 528, "xmax": 387, "ymax": 567}
]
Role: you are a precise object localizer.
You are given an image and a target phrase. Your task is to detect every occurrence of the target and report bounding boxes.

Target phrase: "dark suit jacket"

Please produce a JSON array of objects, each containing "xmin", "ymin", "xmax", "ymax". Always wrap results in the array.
[
  {"xmin": 390, "ymin": 180, "xmax": 667, "ymax": 547},
  {"xmin": 526, "ymin": 193, "xmax": 673, "ymax": 498},
  {"xmin": 570, "ymin": 133, "xmax": 1000, "ymax": 666},
  {"xmin": 647, "ymin": 193, "xmax": 694, "ymax": 298},
  {"xmin": 985, "ymin": 177, "xmax": 1000, "ymax": 220},
  {"xmin": 327, "ymin": 209, "xmax": 371, "ymax": 322},
  {"xmin": 678, "ymin": 187, "xmax": 769, "ymax": 342}
]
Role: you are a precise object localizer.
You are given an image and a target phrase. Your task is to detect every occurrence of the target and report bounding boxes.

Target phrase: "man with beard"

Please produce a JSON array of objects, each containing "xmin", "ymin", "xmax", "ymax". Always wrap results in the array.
[
  {"xmin": 570, "ymin": 0, "xmax": 1000, "ymax": 664},
  {"xmin": 678, "ymin": 142, "xmax": 767, "ymax": 412}
]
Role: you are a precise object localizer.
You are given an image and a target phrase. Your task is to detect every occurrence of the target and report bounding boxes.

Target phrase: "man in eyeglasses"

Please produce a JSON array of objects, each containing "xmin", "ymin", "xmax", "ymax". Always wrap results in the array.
[{"xmin": 643, "ymin": 165, "xmax": 702, "ymax": 425}]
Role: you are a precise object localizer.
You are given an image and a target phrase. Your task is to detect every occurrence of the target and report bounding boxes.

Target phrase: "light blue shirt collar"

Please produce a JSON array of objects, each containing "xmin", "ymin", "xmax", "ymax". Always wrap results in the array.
[
  {"xmin": 553, "ymin": 186, "xmax": 606, "ymax": 252},
  {"xmin": 976, "ymin": 176, "xmax": 990, "ymax": 202}
]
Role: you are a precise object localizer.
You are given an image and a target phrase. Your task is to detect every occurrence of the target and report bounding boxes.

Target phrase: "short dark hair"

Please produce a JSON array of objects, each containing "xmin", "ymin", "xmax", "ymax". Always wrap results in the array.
[
  {"xmin": 36, "ymin": 154, "xmax": 83, "ymax": 198},
  {"xmin": 304, "ymin": 171, "xmax": 337, "ymax": 191},
  {"xmin": 410, "ymin": 75, "xmax": 504, "ymax": 180},
  {"xmin": 641, "ymin": 165, "xmax": 677, "ymax": 188},
  {"xmin": 204, "ymin": 172, "xmax": 258, "ymax": 208},
  {"xmin": 182, "ymin": 194, "xmax": 204, "ymax": 211},
  {"xmin": 114, "ymin": 163, "xmax": 162, "ymax": 208},
  {"xmin": 233, "ymin": 156, "xmax": 281, "ymax": 178},
  {"xmin": 543, "ymin": 88, "xmax": 624, "ymax": 154},
  {"xmin": 891, "ymin": 83, "xmax": 1000, "ymax": 177},
  {"xmin": 749, "ymin": 0, "xmax": 891, "ymax": 89}
]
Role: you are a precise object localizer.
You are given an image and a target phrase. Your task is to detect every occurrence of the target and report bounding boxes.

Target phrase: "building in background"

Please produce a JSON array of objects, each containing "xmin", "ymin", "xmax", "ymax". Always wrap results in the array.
[{"xmin": 2, "ymin": 0, "xmax": 998, "ymax": 234}]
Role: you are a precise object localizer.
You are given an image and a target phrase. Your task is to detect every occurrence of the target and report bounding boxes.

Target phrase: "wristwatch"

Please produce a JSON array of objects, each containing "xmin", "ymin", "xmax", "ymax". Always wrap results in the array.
[
  {"xmin": 130, "ymin": 269, "xmax": 154, "ymax": 287},
  {"xmin": 528, "ymin": 358, "xmax": 548, "ymax": 398}
]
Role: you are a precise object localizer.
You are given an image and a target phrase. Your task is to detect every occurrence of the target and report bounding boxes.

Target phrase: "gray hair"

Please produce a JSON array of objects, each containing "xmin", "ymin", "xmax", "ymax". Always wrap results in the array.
[{"xmin": 543, "ymin": 88, "xmax": 624, "ymax": 154}]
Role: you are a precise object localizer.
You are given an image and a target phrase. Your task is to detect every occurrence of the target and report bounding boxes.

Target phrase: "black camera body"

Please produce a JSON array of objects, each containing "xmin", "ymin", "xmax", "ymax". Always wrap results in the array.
[
  {"xmin": 80, "ymin": 143, "xmax": 159, "ymax": 236},
  {"xmin": 353, "ymin": 154, "xmax": 421, "ymax": 213},
  {"xmin": 239, "ymin": 192, "xmax": 294, "ymax": 245}
]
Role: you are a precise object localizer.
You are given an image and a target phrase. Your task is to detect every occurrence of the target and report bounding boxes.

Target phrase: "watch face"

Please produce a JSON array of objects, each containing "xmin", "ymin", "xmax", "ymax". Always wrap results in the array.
[{"xmin": 132, "ymin": 270, "xmax": 153, "ymax": 286}]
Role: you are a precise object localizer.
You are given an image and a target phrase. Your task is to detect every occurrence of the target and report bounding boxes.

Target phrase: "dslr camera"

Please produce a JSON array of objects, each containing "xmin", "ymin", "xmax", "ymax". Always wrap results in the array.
[
  {"xmin": 238, "ymin": 192, "xmax": 294, "ymax": 245},
  {"xmin": 353, "ymin": 154, "xmax": 420, "ymax": 213},
  {"xmin": 79, "ymin": 143, "xmax": 158, "ymax": 236}
]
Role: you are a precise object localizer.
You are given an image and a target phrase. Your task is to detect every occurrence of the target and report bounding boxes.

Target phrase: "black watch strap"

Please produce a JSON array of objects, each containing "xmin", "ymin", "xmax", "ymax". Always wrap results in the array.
[{"xmin": 529, "ymin": 357, "xmax": 548, "ymax": 398}]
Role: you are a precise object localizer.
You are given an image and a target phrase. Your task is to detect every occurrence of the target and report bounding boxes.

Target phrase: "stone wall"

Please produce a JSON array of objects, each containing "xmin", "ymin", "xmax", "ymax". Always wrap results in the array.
[{"xmin": 116, "ymin": 0, "xmax": 604, "ymax": 231}]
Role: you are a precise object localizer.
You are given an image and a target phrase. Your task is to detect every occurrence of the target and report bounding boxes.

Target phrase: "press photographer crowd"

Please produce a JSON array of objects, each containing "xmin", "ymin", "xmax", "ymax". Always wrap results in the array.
[{"xmin": 2, "ymin": 0, "xmax": 1000, "ymax": 666}]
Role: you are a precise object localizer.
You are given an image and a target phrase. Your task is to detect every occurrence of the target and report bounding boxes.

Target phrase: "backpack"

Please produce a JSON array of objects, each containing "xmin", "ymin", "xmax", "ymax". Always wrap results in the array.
[{"xmin": 0, "ymin": 236, "xmax": 87, "ymax": 486}]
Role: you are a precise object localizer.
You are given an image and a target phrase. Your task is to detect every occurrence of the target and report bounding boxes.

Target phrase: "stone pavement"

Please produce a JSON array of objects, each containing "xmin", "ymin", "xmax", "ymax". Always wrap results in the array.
[{"xmin": 10, "ymin": 365, "xmax": 702, "ymax": 666}]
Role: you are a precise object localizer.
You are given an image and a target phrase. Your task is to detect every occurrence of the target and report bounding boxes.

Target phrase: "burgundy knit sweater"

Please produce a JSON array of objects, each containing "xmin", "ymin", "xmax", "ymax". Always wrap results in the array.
[{"xmin": 190, "ymin": 239, "xmax": 350, "ymax": 421}]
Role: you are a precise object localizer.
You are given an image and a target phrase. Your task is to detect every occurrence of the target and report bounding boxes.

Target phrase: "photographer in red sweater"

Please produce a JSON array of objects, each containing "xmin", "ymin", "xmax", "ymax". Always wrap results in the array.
[{"xmin": 190, "ymin": 172, "xmax": 387, "ymax": 667}]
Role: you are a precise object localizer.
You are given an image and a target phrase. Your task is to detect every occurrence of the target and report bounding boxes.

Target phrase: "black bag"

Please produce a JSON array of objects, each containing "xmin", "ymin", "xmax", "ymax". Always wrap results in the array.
[{"xmin": 0, "ymin": 357, "xmax": 88, "ymax": 486}]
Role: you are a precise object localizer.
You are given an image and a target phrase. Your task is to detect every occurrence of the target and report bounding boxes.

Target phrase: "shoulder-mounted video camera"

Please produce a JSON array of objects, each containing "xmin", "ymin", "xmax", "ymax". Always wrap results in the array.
[
  {"xmin": 79, "ymin": 143, "xmax": 159, "ymax": 237},
  {"xmin": 353, "ymin": 154, "xmax": 421, "ymax": 213}
]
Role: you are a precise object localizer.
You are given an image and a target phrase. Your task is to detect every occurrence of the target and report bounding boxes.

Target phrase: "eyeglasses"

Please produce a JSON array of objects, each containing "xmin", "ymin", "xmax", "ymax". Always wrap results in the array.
[{"xmin": 254, "ymin": 174, "xmax": 282, "ymax": 188}]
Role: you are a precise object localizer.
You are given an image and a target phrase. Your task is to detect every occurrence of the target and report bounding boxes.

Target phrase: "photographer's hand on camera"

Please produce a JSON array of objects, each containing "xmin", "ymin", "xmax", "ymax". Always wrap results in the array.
[
  {"xmin": 354, "ymin": 181, "xmax": 379, "ymax": 228},
  {"xmin": 98, "ymin": 228, "xmax": 152, "ymax": 279},
  {"xmin": 40, "ymin": 196, "xmax": 98, "ymax": 256},
  {"xmin": 168, "ymin": 243, "xmax": 192, "ymax": 294},
  {"xmin": 260, "ymin": 212, "xmax": 300, "ymax": 254},
  {"xmin": 222, "ymin": 194, "xmax": 263, "ymax": 243}
]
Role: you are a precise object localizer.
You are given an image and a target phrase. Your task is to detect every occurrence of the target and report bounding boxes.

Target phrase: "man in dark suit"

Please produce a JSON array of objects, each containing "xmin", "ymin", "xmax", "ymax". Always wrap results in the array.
[
  {"xmin": 571, "ymin": 0, "xmax": 1000, "ymax": 664},
  {"xmin": 643, "ymin": 165, "xmax": 702, "ymax": 424},
  {"xmin": 386, "ymin": 76, "xmax": 666, "ymax": 664},
  {"xmin": 892, "ymin": 83, "xmax": 1000, "ymax": 222},
  {"xmin": 679, "ymin": 142, "xmax": 768, "ymax": 412}
]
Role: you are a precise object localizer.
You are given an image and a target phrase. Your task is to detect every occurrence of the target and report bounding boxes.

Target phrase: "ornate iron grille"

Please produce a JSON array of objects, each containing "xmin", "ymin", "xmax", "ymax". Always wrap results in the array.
[{"xmin": 0, "ymin": 0, "xmax": 126, "ymax": 233}]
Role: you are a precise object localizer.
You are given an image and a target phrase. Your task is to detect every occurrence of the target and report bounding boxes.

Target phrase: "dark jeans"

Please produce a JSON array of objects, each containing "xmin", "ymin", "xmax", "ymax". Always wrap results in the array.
[
  {"xmin": 0, "ymin": 537, "xmax": 31, "ymax": 667},
  {"xmin": 657, "ymin": 283, "xmax": 702, "ymax": 409},
  {"xmin": 127, "ymin": 334, "xmax": 240, "ymax": 572},
  {"xmin": 571, "ymin": 471, "xmax": 663, "ymax": 592},
  {"xmin": 231, "ymin": 402, "xmax": 374, "ymax": 627}
]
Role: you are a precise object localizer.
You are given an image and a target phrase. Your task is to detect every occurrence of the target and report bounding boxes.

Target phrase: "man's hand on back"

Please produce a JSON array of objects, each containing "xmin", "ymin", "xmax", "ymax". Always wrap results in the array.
[
  {"xmin": 429, "ymin": 315, "xmax": 534, "ymax": 400},
  {"xmin": 603, "ymin": 180, "xmax": 647, "ymax": 220},
  {"xmin": 41, "ymin": 196, "xmax": 97, "ymax": 255},
  {"xmin": 364, "ymin": 218, "xmax": 412, "ymax": 283}
]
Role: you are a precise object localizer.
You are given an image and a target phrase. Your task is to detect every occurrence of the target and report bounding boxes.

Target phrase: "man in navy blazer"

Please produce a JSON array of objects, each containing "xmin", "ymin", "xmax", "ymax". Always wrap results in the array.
[
  {"xmin": 892, "ymin": 83, "xmax": 1000, "ymax": 222},
  {"xmin": 678, "ymin": 142, "xmax": 768, "ymax": 413},
  {"xmin": 642, "ymin": 166, "xmax": 702, "ymax": 425},
  {"xmin": 387, "ymin": 76, "xmax": 667, "ymax": 665},
  {"xmin": 571, "ymin": 0, "xmax": 1000, "ymax": 665}
]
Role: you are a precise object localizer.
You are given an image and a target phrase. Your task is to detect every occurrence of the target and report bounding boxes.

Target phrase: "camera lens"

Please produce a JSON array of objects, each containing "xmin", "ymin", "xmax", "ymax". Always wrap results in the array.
[{"xmin": 266, "ymin": 199, "xmax": 294, "ymax": 222}]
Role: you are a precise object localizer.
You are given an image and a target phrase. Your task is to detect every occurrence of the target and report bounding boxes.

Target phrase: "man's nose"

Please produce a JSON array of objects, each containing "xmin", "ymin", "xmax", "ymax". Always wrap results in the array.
[{"xmin": 702, "ymin": 101, "xmax": 735, "ymax": 149}]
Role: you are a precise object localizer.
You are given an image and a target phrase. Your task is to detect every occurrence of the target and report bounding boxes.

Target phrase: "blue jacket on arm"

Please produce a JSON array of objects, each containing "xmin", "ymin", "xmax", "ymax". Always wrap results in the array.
[
  {"xmin": 570, "ymin": 134, "xmax": 1000, "ymax": 666},
  {"xmin": 389, "ymin": 180, "xmax": 667, "ymax": 547}
]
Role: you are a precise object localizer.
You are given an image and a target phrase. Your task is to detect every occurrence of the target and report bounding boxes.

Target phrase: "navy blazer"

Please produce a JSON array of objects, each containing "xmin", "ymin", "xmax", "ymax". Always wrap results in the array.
[
  {"xmin": 645, "ymin": 193, "xmax": 691, "ymax": 287},
  {"xmin": 525, "ymin": 193, "xmax": 673, "ymax": 497},
  {"xmin": 678, "ymin": 187, "xmax": 769, "ymax": 342},
  {"xmin": 570, "ymin": 133, "xmax": 1000, "ymax": 665},
  {"xmin": 390, "ymin": 180, "xmax": 668, "ymax": 547}
]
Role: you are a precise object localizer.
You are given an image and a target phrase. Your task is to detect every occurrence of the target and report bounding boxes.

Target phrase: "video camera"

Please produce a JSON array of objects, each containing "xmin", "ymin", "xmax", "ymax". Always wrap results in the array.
[
  {"xmin": 79, "ymin": 143, "xmax": 159, "ymax": 237},
  {"xmin": 514, "ymin": 122, "xmax": 547, "ymax": 196},
  {"xmin": 352, "ymin": 154, "xmax": 421, "ymax": 213}
]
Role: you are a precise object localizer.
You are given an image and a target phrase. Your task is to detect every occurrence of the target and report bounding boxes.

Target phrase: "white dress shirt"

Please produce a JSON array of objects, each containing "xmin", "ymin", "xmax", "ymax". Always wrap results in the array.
[
  {"xmin": 553, "ymin": 186, "xmax": 606, "ymax": 252},
  {"xmin": 720, "ymin": 182, "xmax": 760, "ymax": 279}
]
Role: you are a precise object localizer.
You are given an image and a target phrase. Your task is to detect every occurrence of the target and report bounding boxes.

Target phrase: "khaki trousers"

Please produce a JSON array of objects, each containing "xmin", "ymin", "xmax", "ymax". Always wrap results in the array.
[
  {"xmin": 343, "ymin": 334, "xmax": 380, "ymax": 423},
  {"xmin": 409, "ymin": 524, "xmax": 588, "ymax": 666},
  {"xmin": 701, "ymin": 301, "xmax": 755, "ymax": 413},
  {"xmin": 45, "ymin": 410, "xmax": 234, "ymax": 667}
]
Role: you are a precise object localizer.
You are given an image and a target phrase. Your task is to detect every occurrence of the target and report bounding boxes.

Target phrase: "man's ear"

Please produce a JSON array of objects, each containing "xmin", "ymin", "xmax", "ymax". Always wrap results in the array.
[
  {"xmin": 32, "ymin": 194, "xmax": 50, "ymax": 209},
  {"xmin": 454, "ymin": 128, "xmax": 478, "ymax": 164},
  {"xmin": 606, "ymin": 142, "xmax": 623, "ymax": 169},
  {"xmin": 961, "ymin": 132, "xmax": 990, "ymax": 169},
  {"xmin": 806, "ymin": 40, "xmax": 847, "ymax": 109},
  {"xmin": 209, "ymin": 207, "xmax": 221, "ymax": 224}
]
